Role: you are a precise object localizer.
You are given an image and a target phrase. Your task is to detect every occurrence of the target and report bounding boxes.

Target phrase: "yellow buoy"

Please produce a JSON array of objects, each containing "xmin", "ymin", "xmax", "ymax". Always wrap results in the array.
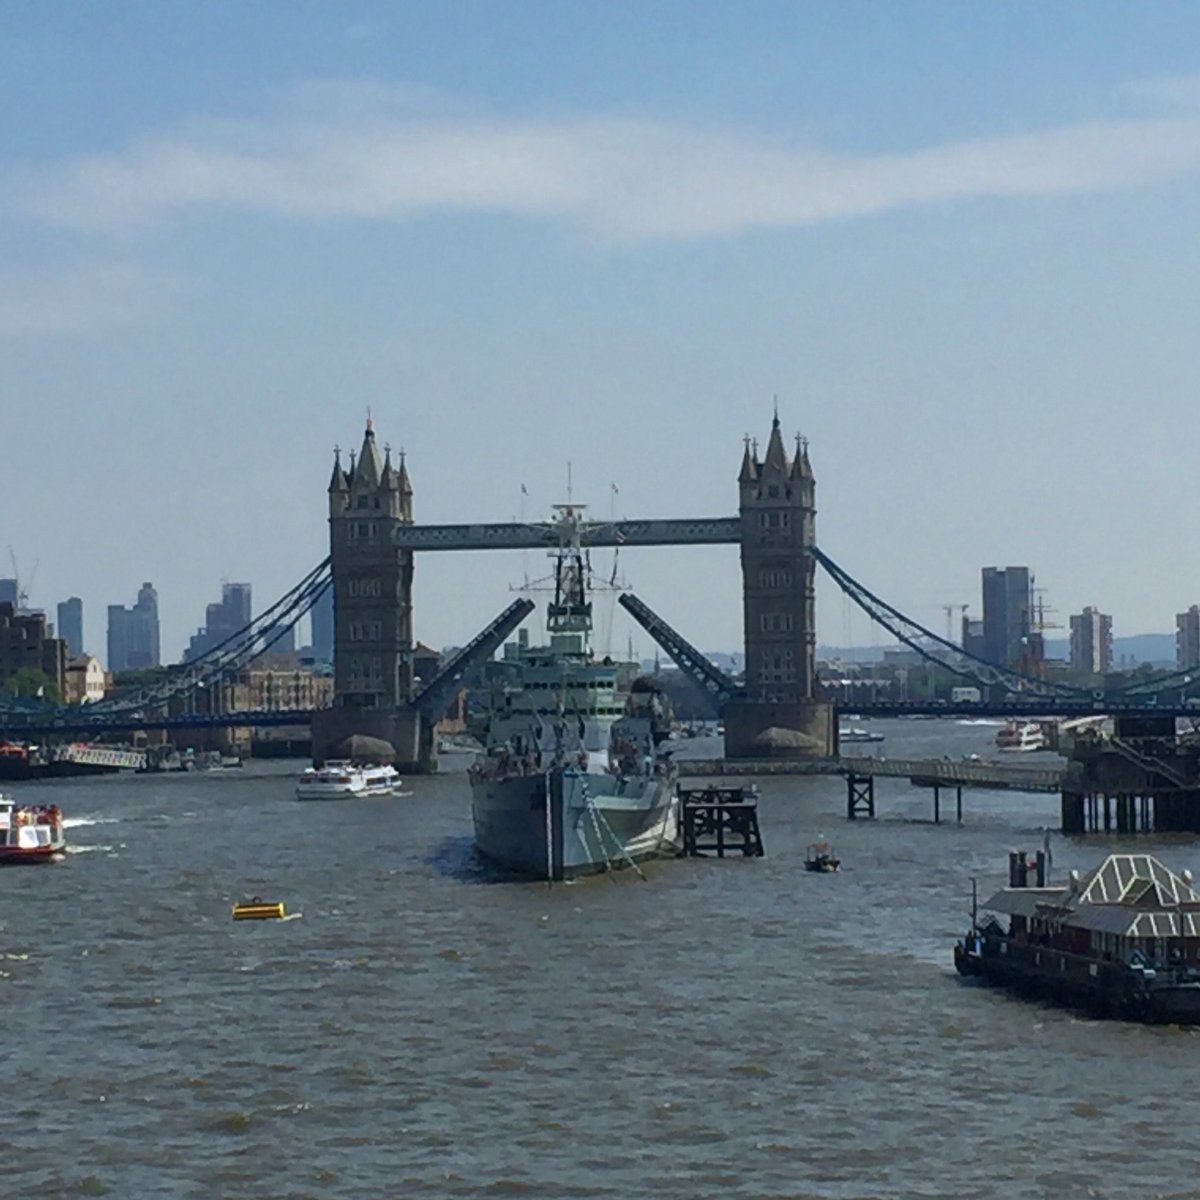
[{"xmin": 232, "ymin": 897, "xmax": 286, "ymax": 921}]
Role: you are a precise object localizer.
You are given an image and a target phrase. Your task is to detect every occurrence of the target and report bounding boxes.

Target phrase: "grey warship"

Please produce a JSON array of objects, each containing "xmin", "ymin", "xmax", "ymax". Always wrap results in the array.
[{"xmin": 468, "ymin": 505, "xmax": 678, "ymax": 881}]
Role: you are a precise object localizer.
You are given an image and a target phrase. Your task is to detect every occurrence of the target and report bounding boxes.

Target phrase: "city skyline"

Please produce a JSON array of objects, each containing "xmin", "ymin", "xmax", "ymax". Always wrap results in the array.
[{"xmin": 5, "ymin": 4, "xmax": 1200, "ymax": 658}]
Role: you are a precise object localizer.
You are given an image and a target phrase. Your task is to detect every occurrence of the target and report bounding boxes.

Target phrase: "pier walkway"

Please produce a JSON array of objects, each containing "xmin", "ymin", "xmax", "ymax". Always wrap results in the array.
[
  {"xmin": 677, "ymin": 755, "xmax": 1065, "ymax": 791},
  {"xmin": 676, "ymin": 754, "xmax": 1066, "ymax": 823}
]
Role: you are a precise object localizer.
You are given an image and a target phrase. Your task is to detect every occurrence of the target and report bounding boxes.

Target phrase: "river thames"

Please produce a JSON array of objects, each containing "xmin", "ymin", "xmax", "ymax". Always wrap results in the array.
[{"xmin": 2, "ymin": 719, "xmax": 1197, "ymax": 1199}]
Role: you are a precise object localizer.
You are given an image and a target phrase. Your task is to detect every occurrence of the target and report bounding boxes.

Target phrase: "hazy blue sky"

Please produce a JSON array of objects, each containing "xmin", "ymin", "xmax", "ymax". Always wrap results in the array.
[{"xmin": 4, "ymin": 2, "xmax": 1200, "ymax": 663}]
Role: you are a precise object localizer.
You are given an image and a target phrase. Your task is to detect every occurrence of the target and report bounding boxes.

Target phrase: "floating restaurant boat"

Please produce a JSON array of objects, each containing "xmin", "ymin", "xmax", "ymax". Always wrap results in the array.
[
  {"xmin": 955, "ymin": 850, "xmax": 1200, "ymax": 1023},
  {"xmin": 804, "ymin": 841, "xmax": 840, "ymax": 872},
  {"xmin": 232, "ymin": 898, "xmax": 286, "ymax": 920},
  {"xmin": 295, "ymin": 761, "xmax": 402, "ymax": 800},
  {"xmin": 469, "ymin": 504, "xmax": 679, "ymax": 881},
  {"xmin": 0, "ymin": 794, "xmax": 66, "ymax": 864},
  {"xmin": 995, "ymin": 721, "xmax": 1045, "ymax": 752}
]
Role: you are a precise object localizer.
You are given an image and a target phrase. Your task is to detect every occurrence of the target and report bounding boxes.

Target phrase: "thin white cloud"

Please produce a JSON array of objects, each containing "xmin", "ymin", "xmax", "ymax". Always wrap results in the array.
[
  {"xmin": 10, "ymin": 82, "xmax": 1200, "ymax": 241},
  {"xmin": 0, "ymin": 261, "xmax": 187, "ymax": 338}
]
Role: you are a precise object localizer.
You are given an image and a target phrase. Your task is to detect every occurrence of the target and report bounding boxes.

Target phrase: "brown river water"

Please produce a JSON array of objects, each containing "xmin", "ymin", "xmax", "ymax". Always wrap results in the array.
[{"xmin": 1, "ymin": 719, "xmax": 1196, "ymax": 1199}]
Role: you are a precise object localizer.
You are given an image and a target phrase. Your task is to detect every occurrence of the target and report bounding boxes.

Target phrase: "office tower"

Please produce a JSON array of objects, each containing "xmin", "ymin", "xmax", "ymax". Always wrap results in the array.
[
  {"xmin": 1069, "ymin": 607, "xmax": 1113, "ymax": 674},
  {"xmin": 57, "ymin": 597, "xmax": 83, "ymax": 658},
  {"xmin": 310, "ymin": 582, "xmax": 334, "ymax": 663},
  {"xmin": 107, "ymin": 582, "xmax": 161, "ymax": 671},
  {"xmin": 1178, "ymin": 606, "xmax": 1200, "ymax": 671},
  {"xmin": 981, "ymin": 566, "xmax": 1032, "ymax": 670},
  {"xmin": 184, "ymin": 582, "xmax": 252, "ymax": 662}
]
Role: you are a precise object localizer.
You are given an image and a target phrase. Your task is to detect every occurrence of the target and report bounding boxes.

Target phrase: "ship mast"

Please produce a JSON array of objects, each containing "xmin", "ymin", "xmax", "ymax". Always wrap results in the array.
[{"xmin": 546, "ymin": 505, "xmax": 593, "ymax": 644}]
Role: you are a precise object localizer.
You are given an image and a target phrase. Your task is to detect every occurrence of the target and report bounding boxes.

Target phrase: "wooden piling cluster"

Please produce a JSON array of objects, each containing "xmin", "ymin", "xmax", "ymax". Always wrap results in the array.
[
  {"xmin": 1061, "ymin": 789, "xmax": 1200, "ymax": 835},
  {"xmin": 679, "ymin": 784, "xmax": 764, "ymax": 858}
]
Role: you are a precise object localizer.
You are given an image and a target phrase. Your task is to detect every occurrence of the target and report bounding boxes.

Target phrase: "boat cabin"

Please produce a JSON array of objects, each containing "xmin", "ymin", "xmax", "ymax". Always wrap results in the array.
[{"xmin": 982, "ymin": 852, "xmax": 1200, "ymax": 969}]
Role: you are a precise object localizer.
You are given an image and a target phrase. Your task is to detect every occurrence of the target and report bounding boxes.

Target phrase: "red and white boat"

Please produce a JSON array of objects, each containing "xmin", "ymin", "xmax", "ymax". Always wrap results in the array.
[{"xmin": 0, "ymin": 794, "xmax": 66, "ymax": 863}]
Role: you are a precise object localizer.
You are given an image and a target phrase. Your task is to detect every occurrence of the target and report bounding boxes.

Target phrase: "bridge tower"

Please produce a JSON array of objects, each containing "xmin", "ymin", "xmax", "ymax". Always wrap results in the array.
[
  {"xmin": 311, "ymin": 418, "xmax": 428, "ymax": 769},
  {"xmin": 724, "ymin": 414, "xmax": 836, "ymax": 758}
]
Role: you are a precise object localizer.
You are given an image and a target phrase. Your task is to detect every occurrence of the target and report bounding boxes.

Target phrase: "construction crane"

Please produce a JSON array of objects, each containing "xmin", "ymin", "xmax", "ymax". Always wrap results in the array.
[{"xmin": 6, "ymin": 546, "xmax": 37, "ymax": 611}]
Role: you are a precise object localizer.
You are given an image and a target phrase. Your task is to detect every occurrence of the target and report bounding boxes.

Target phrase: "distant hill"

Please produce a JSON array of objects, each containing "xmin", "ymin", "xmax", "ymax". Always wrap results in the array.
[{"xmin": 816, "ymin": 634, "xmax": 1178, "ymax": 668}]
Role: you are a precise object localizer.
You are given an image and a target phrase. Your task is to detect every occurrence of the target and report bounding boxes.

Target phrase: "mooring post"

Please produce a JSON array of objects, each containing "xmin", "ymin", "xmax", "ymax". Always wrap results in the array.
[
  {"xmin": 956, "ymin": 786, "xmax": 963, "ymax": 824},
  {"xmin": 933, "ymin": 784, "xmax": 941, "ymax": 824}
]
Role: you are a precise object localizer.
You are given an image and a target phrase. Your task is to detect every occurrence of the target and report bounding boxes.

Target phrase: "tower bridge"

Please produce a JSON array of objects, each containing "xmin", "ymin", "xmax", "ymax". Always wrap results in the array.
[
  {"xmin": 310, "ymin": 413, "xmax": 835, "ymax": 769},
  {"xmin": 6, "ymin": 412, "xmax": 1200, "ymax": 811}
]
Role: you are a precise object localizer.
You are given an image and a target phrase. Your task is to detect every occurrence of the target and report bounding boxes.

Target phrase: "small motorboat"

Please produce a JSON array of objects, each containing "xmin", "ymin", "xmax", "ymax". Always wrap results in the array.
[
  {"xmin": 805, "ymin": 841, "xmax": 840, "ymax": 873},
  {"xmin": 0, "ymin": 794, "xmax": 66, "ymax": 864},
  {"xmin": 232, "ymin": 897, "xmax": 286, "ymax": 921}
]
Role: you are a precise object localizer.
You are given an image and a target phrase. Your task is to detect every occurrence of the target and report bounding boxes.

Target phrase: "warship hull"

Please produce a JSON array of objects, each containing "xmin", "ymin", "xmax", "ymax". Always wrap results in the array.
[{"xmin": 471, "ymin": 767, "xmax": 678, "ymax": 881}]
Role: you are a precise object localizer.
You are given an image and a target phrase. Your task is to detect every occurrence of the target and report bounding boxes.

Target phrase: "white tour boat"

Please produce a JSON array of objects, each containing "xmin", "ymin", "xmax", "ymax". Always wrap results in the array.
[
  {"xmin": 295, "ymin": 761, "xmax": 402, "ymax": 800},
  {"xmin": 995, "ymin": 721, "xmax": 1046, "ymax": 752}
]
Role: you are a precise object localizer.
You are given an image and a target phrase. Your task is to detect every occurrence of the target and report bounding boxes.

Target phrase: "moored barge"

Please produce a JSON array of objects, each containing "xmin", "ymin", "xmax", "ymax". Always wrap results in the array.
[{"xmin": 955, "ymin": 850, "xmax": 1200, "ymax": 1023}]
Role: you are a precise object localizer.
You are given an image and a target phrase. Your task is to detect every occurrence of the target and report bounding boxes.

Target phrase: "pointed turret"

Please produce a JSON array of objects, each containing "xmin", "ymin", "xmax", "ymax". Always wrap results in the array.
[
  {"xmin": 380, "ymin": 446, "xmax": 397, "ymax": 491},
  {"xmin": 352, "ymin": 417, "xmax": 384, "ymax": 490},
  {"xmin": 738, "ymin": 436, "xmax": 758, "ymax": 483},
  {"xmin": 397, "ymin": 449, "xmax": 413, "ymax": 498},
  {"xmin": 791, "ymin": 434, "xmax": 813, "ymax": 479},
  {"xmin": 762, "ymin": 412, "xmax": 789, "ymax": 474},
  {"xmin": 328, "ymin": 448, "xmax": 349, "ymax": 493}
]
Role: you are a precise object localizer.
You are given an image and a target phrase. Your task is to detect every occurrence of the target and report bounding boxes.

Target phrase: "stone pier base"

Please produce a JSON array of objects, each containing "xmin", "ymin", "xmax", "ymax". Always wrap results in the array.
[
  {"xmin": 311, "ymin": 705, "xmax": 435, "ymax": 774},
  {"xmin": 723, "ymin": 699, "xmax": 837, "ymax": 759}
]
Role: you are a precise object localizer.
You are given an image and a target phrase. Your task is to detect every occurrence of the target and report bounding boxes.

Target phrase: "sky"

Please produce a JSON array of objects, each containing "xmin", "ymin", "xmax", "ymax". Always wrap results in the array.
[{"xmin": 4, "ymin": 1, "xmax": 1200, "ymax": 665}]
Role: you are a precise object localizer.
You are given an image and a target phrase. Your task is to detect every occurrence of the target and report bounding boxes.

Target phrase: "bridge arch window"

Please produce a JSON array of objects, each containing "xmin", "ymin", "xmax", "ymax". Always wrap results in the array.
[
  {"xmin": 759, "ymin": 568, "xmax": 793, "ymax": 589},
  {"xmin": 759, "ymin": 613, "xmax": 794, "ymax": 633}
]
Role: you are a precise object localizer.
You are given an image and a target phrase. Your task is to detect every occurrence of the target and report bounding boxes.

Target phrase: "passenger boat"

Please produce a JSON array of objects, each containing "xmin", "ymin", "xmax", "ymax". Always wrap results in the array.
[
  {"xmin": 995, "ymin": 721, "xmax": 1045, "ymax": 752},
  {"xmin": 0, "ymin": 794, "xmax": 66, "ymax": 863},
  {"xmin": 805, "ymin": 841, "xmax": 840, "ymax": 872},
  {"xmin": 954, "ymin": 850, "xmax": 1200, "ymax": 1023},
  {"xmin": 469, "ymin": 504, "xmax": 678, "ymax": 881},
  {"xmin": 295, "ymin": 761, "xmax": 402, "ymax": 800},
  {"xmin": 838, "ymin": 726, "xmax": 884, "ymax": 744}
]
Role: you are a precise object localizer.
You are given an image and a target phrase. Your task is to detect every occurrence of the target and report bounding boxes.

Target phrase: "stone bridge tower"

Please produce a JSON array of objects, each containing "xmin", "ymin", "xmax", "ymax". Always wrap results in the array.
[
  {"xmin": 311, "ymin": 418, "xmax": 427, "ymax": 769},
  {"xmin": 724, "ymin": 413, "xmax": 835, "ymax": 758}
]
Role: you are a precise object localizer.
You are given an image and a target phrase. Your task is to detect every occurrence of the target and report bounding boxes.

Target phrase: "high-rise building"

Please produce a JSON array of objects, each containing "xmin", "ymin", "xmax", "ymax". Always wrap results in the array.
[
  {"xmin": 184, "ymin": 582, "xmax": 252, "ymax": 663},
  {"xmin": 981, "ymin": 566, "xmax": 1032, "ymax": 670},
  {"xmin": 57, "ymin": 597, "xmax": 83, "ymax": 658},
  {"xmin": 267, "ymin": 619, "xmax": 296, "ymax": 655},
  {"xmin": 0, "ymin": 579, "xmax": 18, "ymax": 608},
  {"xmin": 1069, "ymin": 607, "xmax": 1112, "ymax": 675},
  {"xmin": 0, "ymin": 602, "xmax": 66, "ymax": 696},
  {"xmin": 107, "ymin": 582, "xmax": 161, "ymax": 671},
  {"xmin": 1177, "ymin": 606, "xmax": 1200, "ymax": 671},
  {"xmin": 310, "ymin": 585, "xmax": 334, "ymax": 663}
]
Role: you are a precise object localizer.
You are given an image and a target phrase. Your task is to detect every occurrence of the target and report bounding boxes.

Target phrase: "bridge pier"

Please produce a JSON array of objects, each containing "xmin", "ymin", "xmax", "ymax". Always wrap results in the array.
[
  {"xmin": 311, "ymin": 705, "xmax": 433, "ymax": 773},
  {"xmin": 846, "ymin": 772, "xmax": 875, "ymax": 820},
  {"xmin": 931, "ymin": 783, "xmax": 964, "ymax": 825}
]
